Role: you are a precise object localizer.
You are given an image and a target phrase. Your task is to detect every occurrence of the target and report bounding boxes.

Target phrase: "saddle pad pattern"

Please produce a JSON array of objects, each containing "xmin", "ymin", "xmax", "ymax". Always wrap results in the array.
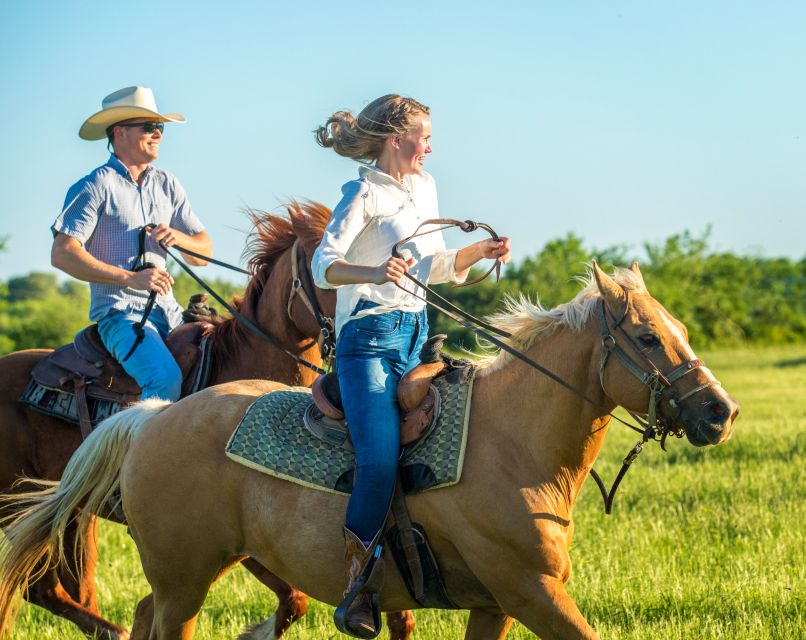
[
  {"xmin": 225, "ymin": 372, "xmax": 475, "ymax": 495},
  {"xmin": 19, "ymin": 379, "xmax": 127, "ymax": 427}
]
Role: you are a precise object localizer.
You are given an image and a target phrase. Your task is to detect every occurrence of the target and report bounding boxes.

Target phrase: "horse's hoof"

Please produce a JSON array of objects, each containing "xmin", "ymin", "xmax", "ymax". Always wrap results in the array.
[{"xmin": 237, "ymin": 613, "xmax": 277, "ymax": 640}]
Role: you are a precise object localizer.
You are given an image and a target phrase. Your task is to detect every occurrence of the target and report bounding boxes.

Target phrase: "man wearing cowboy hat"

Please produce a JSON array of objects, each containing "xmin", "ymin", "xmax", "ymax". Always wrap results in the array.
[{"xmin": 51, "ymin": 86, "xmax": 212, "ymax": 401}]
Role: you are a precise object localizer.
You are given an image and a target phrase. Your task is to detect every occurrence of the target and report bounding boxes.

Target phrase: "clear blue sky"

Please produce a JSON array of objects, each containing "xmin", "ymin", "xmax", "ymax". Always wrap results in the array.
[{"xmin": 1, "ymin": 1, "xmax": 804, "ymax": 285}]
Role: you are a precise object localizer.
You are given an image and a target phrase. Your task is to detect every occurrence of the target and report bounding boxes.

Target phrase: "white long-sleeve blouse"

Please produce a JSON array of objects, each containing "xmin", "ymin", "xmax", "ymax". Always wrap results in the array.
[{"xmin": 312, "ymin": 164, "xmax": 467, "ymax": 334}]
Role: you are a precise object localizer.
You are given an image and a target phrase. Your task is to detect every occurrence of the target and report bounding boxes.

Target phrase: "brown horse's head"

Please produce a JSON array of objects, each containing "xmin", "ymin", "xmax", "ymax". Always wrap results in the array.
[
  {"xmin": 240, "ymin": 200, "xmax": 336, "ymax": 337},
  {"xmin": 212, "ymin": 202, "xmax": 336, "ymax": 377},
  {"xmin": 593, "ymin": 262, "xmax": 739, "ymax": 447},
  {"xmin": 284, "ymin": 200, "xmax": 338, "ymax": 341}
]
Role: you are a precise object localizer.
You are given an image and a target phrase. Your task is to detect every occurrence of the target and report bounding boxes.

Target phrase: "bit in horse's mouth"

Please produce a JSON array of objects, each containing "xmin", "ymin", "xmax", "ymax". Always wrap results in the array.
[{"xmin": 689, "ymin": 419, "xmax": 728, "ymax": 447}]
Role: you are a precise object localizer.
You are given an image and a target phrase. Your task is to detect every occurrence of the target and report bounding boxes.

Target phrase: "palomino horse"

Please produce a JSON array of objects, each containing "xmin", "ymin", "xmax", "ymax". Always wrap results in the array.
[
  {"xmin": 0, "ymin": 263, "xmax": 739, "ymax": 639},
  {"xmin": 0, "ymin": 201, "xmax": 413, "ymax": 640}
]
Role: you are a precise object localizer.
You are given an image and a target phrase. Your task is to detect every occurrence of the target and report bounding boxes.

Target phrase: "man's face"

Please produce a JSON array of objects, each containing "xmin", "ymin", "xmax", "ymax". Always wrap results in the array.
[{"xmin": 112, "ymin": 119, "xmax": 163, "ymax": 164}]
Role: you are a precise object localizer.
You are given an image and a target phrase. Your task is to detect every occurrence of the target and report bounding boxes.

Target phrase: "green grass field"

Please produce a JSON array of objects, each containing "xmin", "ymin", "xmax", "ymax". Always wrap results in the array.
[{"xmin": 11, "ymin": 344, "xmax": 806, "ymax": 639}]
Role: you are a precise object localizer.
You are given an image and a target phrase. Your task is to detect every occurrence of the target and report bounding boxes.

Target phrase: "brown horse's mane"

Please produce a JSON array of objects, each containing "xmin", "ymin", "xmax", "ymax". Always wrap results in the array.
[{"xmin": 212, "ymin": 200, "xmax": 332, "ymax": 362}]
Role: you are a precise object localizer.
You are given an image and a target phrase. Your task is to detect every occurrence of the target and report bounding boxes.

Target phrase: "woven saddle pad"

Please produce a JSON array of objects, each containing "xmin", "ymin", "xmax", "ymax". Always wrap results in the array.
[{"xmin": 225, "ymin": 369, "xmax": 475, "ymax": 495}]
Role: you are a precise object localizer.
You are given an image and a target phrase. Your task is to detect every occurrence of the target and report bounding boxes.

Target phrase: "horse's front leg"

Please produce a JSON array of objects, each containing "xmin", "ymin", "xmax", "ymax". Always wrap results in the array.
[
  {"xmin": 497, "ymin": 573, "xmax": 599, "ymax": 640},
  {"xmin": 464, "ymin": 608, "xmax": 514, "ymax": 640},
  {"xmin": 386, "ymin": 610, "xmax": 416, "ymax": 639},
  {"xmin": 240, "ymin": 557, "xmax": 308, "ymax": 637}
]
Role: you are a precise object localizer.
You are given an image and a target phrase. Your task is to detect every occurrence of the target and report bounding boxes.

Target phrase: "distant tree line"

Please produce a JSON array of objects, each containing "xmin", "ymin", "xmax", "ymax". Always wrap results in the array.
[
  {"xmin": 0, "ymin": 229, "xmax": 804, "ymax": 356},
  {"xmin": 427, "ymin": 229, "xmax": 806, "ymax": 351},
  {"xmin": 0, "ymin": 263, "xmax": 242, "ymax": 355}
]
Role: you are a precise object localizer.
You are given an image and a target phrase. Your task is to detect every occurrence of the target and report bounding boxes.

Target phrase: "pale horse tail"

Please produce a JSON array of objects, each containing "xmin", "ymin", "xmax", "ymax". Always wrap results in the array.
[{"xmin": 0, "ymin": 399, "xmax": 171, "ymax": 638}]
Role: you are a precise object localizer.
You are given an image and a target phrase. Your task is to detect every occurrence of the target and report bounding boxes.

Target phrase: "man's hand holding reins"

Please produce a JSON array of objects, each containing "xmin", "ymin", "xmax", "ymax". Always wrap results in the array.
[
  {"xmin": 147, "ymin": 224, "xmax": 213, "ymax": 267},
  {"xmin": 128, "ymin": 267, "xmax": 174, "ymax": 295}
]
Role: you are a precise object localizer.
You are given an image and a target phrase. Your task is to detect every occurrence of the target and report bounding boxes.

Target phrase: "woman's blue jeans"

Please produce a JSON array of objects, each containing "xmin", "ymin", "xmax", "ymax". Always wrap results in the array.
[
  {"xmin": 336, "ymin": 300, "xmax": 428, "ymax": 542},
  {"xmin": 97, "ymin": 305, "xmax": 182, "ymax": 401}
]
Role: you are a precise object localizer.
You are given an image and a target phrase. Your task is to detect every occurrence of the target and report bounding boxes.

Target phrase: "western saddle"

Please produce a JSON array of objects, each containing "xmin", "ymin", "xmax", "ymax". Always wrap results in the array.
[{"xmin": 23, "ymin": 295, "xmax": 218, "ymax": 439}]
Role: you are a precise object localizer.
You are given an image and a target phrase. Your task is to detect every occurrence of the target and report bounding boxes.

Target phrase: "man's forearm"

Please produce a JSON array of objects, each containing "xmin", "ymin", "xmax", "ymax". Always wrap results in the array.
[
  {"xmin": 51, "ymin": 236, "xmax": 133, "ymax": 286},
  {"xmin": 171, "ymin": 230, "xmax": 212, "ymax": 266}
]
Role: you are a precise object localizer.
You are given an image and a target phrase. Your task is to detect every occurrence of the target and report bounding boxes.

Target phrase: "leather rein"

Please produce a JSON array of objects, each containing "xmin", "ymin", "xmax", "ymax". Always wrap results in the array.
[
  {"xmin": 391, "ymin": 220, "xmax": 720, "ymax": 514},
  {"xmin": 145, "ymin": 229, "xmax": 330, "ymax": 377}
]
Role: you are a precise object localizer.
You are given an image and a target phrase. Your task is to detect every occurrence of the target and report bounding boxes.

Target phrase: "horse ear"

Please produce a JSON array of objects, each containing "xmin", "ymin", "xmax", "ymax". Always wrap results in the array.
[
  {"xmin": 628, "ymin": 261, "xmax": 646, "ymax": 287},
  {"xmin": 592, "ymin": 261, "xmax": 627, "ymax": 311}
]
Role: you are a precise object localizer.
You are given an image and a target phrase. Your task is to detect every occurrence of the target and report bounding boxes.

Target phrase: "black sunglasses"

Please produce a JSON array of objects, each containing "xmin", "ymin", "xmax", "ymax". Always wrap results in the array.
[{"xmin": 116, "ymin": 122, "xmax": 164, "ymax": 134}]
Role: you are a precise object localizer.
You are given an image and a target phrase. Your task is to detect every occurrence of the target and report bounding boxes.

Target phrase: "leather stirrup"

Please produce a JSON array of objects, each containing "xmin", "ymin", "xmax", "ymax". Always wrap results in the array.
[{"xmin": 334, "ymin": 527, "xmax": 385, "ymax": 639}]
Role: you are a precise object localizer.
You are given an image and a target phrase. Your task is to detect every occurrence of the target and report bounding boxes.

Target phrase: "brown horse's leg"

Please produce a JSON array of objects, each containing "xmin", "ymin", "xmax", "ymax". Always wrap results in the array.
[
  {"xmin": 58, "ymin": 515, "xmax": 100, "ymax": 610},
  {"xmin": 240, "ymin": 557, "xmax": 308, "ymax": 637},
  {"xmin": 386, "ymin": 610, "xmax": 416, "ymax": 640},
  {"xmin": 239, "ymin": 558, "xmax": 416, "ymax": 639},
  {"xmin": 19, "ymin": 518, "xmax": 129, "ymax": 640},
  {"xmin": 24, "ymin": 569, "xmax": 130, "ymax": 640},
  {"xmin": 464, "ymin": 608, "xmax": 514, "ymax": 640}
]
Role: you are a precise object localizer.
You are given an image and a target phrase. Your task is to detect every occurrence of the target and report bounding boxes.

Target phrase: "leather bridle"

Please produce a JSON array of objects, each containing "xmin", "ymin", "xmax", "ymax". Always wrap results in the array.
[{"xmin": 288, "ymin": 240, "xmax": 336, "ymax": 368}]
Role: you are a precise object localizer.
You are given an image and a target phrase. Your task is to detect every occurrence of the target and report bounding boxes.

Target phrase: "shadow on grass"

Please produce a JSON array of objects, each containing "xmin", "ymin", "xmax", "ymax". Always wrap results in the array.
[
  {"xmin": 582, "ymin": 591, "xmax": 801, "ymax": 627},
  {"xmin": 774, "ymin": 357, "xmax": 806, "ymax": 368}
]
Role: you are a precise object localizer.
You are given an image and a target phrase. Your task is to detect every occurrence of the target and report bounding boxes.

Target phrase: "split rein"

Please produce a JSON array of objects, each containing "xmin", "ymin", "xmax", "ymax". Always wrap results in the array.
[
  {"xmin": 146, "ymin": 226, "xmax": 330, "ymax": 377},
  {"xmin": 391, "ymin": 220, "xmax": 718, "ymax": 514}
]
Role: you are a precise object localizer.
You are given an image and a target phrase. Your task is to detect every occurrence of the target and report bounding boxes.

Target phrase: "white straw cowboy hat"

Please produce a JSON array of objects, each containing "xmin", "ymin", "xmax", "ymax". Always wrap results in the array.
[{"xmin": 79, "ymin": 86, "xmax": 185, "ymax": 141}]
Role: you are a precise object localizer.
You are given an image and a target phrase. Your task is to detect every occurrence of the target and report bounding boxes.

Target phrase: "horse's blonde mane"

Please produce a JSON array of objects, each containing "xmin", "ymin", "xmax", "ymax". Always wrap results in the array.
[{"xmin": 477, "ymin": 265, "xmax": 646, "ymax": 374}]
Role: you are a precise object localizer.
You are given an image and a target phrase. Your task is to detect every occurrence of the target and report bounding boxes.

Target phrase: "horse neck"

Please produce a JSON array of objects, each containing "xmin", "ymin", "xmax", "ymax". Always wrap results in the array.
[
  {"xmin": 471, "ymin": 318, "xmax": 614, "ymax": 514},
  {"xmin": 211, "ymin": 248, "xmax": 322, "ymax": 388}
]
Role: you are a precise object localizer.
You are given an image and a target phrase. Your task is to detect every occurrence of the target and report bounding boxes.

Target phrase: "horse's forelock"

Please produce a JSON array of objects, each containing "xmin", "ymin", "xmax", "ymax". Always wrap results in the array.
[{"xmin": 243, "ymin": 209, "xmax": 296, "ymax": 275}]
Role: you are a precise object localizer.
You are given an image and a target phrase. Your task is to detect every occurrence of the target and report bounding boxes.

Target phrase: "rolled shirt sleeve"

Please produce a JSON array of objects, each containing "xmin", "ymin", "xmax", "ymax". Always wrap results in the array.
[
  {"xmin": 312, "ymin": 179, "xmax": 370, "ymax": 289},
  {"xmin": 430, "ymin": 248, "xmax": 469, "ymax": 285}
]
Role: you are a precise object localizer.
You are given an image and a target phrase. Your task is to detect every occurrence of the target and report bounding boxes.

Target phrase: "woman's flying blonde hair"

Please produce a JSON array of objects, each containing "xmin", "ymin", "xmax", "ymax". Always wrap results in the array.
[{"xmin": 315, "ymin": 94, "xmax": 430, "ymax": 162}]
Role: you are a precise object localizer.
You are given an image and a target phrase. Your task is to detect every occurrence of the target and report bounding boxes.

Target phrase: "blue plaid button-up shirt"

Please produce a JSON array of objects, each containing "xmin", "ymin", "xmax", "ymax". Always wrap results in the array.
[{"xmin": 52, "ymin": 155, "xmax": 204, "ymax": 330}]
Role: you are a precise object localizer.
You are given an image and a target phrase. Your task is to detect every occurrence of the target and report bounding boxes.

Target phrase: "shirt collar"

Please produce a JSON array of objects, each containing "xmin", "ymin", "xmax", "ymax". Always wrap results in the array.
[
  {"xmin": 358, "ymin": 163, "xmax": 413, "ymax": 193},
  {"xmin": 106, "ymin": 154, "xmax": 153, "ymax": 183}
]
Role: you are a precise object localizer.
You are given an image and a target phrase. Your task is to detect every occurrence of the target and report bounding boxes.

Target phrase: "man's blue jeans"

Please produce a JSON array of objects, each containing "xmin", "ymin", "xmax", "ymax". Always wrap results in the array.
[
  {"xmin": 97, "ymin": 305, "xmax": 182, "ymax": 401},
  {"xmin": 337, "ymin": 300, "xmax": 429, "ymax": 542}
]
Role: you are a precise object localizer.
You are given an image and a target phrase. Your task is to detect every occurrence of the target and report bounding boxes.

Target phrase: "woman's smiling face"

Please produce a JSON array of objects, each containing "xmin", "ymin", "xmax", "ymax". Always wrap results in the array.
[{"xmin": 394, "ymin": 116, "xmax": 432, "ymax": 176}]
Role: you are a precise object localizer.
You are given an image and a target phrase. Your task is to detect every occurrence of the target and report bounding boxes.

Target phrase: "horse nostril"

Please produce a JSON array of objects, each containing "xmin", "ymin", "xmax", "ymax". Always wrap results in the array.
[{"xmin": 705, "ymin": 400, "xmax": 729, "ymax": 423}]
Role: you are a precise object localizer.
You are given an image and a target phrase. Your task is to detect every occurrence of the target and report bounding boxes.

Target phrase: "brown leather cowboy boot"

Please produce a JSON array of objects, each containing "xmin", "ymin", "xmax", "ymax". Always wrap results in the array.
[{"xmin": 334, "ymin": 526, "xmax": 385, "ymax": 638}]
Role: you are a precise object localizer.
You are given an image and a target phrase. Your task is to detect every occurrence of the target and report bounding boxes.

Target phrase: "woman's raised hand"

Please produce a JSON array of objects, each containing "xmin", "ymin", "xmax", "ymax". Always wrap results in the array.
[
  {"xmin": 478, "ymin": 237, "xmax": 512, "ymax": 264},
  {"xmin": 375, "ymin": 256, "xmax": 415, "ymax": 285}
]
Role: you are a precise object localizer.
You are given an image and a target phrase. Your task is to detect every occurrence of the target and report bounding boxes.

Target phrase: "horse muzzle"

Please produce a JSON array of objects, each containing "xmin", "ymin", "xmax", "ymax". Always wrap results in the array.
[{"xmin": 682, "ymin": 389, "xmax": 740, "ymax": 447}]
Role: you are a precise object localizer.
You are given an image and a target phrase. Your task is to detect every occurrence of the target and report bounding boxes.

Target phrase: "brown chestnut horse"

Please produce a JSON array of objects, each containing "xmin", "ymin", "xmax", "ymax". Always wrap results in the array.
[
  {"xmin": 0, "ymin": 201, "xmax": 413, "ymax": 639},
  {"xmin": 0, "ymin": 263, "xmax": 739, "ymax": 639}
]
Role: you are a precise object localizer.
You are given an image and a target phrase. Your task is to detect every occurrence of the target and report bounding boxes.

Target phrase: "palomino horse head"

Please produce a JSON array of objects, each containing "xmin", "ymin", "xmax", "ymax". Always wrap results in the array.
[{"xmin": 593, "ymin": 261, "xmax": 739, "ymax": 447}]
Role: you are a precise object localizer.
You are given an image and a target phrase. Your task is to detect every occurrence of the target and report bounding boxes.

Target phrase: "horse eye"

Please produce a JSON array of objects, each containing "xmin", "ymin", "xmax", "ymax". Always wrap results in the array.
[{"xmin": 638, "ymin": 334, "xmax": 660, "ymax": 348}]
